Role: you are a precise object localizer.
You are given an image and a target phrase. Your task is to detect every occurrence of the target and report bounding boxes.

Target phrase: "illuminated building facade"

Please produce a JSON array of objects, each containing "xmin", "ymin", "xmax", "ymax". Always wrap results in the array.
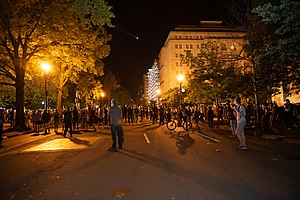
[
  {"xmin": 158, "ymin": 21, "xmax": 248, "ymax": 95},
  {"xmin": 146, "ymin": 59, "xmax": 160, "ymax": 101}
]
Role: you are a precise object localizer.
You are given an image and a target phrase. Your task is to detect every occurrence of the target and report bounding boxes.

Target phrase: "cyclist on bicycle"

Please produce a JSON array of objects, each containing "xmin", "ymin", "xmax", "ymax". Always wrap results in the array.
[{"xmin": 194, "ymin": 107, "xmax": 201, "ymax": 124}]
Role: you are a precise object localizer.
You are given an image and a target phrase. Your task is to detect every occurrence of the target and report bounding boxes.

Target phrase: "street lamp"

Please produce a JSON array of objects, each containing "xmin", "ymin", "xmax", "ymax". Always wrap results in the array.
[
  {"xmin": 41, "ymin": 62, "xmax": 51, "ymax": 110},
  {"xmin": 100, "ymin": 91, "xmax": 105, "ymax": 105},
  {"xmin": 177, "ymin": 74, "xmax": 184, "ymax": 105}
]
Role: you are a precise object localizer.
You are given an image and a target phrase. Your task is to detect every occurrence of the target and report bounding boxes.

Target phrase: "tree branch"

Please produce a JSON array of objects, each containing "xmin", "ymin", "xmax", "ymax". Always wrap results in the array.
[{"xmin": 0, "ymin": 82, "xmax": 16, "ymax": 87}]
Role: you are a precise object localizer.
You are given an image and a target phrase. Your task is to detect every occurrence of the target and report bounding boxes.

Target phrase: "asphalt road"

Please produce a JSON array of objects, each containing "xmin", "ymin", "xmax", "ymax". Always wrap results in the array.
[{"xmin": 1, "ymin": 121, "xmax": 300, "ymax": 200}]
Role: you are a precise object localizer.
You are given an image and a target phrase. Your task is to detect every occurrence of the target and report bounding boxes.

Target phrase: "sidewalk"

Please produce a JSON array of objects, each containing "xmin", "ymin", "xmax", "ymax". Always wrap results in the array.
[
  {"xmin": 211, "ymin": 121, "xmax": 300, "ymax": 146},
  {"xmin": 0, "ymin": 124, "xmax": 111, "ymax": 153}
]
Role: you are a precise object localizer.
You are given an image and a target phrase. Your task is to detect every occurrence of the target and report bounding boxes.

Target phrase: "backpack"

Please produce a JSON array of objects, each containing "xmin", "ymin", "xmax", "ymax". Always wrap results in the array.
[
  {"xmin": 238, "ymin": 105, "xmax": 249, "ymax": 123},
  {"xmin": 227, "ymin": 107, "xmax": 236, "ymax": 120}
]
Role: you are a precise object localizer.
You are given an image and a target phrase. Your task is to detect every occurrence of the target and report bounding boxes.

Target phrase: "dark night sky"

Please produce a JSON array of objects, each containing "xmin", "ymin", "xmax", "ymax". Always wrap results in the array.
[{"xmin": 105, "ymin": 0, "xmax": 226, "ymax": 98}]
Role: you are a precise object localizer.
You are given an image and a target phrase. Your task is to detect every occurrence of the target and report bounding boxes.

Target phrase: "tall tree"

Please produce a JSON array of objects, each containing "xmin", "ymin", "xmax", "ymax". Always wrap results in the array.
[
  {"xmin": 254, "ymin": 0, "xmax": 300, "ymax": 92},
  {"xmin": 224, "ymin": 0, "xmax": 271, "ymax": 124},
  {"xmin": 183, "ymin": 42, "xmax": 249, "ymax": 104},
  {"xmin": 111, "ymin": 86, "xmax": 132, "ymax": 106},
  {"xmin": 0, "ymin": 0, "xmax": 114, "ymax": 129},
  {"xmin": 100, "ymin": 69, "xmax": 119, "ymax": 104}
]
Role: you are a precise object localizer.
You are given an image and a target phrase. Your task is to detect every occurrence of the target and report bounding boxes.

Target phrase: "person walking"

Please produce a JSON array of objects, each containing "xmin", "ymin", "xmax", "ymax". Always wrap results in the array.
[
  {"xmin": 53, "ymin": 109, "xmax": 60, "ymax": 133},
  {"xmin": 63, "ymin": 107, "xmax": 73, "ymax": 138},
  {"xmin": 233, "ymin": 97, "xmax": 247, "ymax": 150},
  {"xmin": 207, "ymin": 106, "xmax": 214, "ymax": 129},
  {"xmin": 108, "ymin": 99, "xmax": 124, "ymax": 151},
  {"xmin": 227, "ymin": 104, "xmax": 237, "ymax": 138},
  {"xmin": 73, "ymin": 106, "xmax": 79, "ymax": 130}
]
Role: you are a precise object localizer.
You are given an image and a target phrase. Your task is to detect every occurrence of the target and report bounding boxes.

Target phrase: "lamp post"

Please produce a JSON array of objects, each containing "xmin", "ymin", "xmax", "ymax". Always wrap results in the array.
[
  {"xmin": 177, "ymin": 74, "xmax": 184, "ymax": 105},
  {"xmin": 100, "ymin": 91, "xmax": 105, "ymax": 105},
  {"xmin": 156, "ymin": 89, "xmax": 161, "ymax": 105},
  {"xmin": 41, "ymin": 63, "xmax": 51, "ymax": 110}
]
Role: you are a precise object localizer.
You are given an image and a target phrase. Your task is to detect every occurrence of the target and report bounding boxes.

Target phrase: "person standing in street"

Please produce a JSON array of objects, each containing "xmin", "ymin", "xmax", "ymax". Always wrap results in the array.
[
  {"xmin": 108, "ymin": 99, "xmax": 124, "ymax": 151},
  {"xmin": 227, "ymin": 104, "xmax": 237, "ymax": 138},
  {"xmin": 53, "ymin": 109, "xmax": 60, "ymax": 133},
  {"xmin": 207, "ymin": 106, "xmax": 214, "ymax": 129},
  {"xmin": 233, "ymin": 97, "xmax": 247, "ymax": 150},
  {"xmin": 63, "ymin": 107, "xmax": 73, "ymax": 138}
]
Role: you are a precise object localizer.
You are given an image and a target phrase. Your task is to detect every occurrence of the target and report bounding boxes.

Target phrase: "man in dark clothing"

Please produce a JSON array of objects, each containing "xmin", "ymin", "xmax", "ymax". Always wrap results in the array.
[
  {"xmin": 152, "ymin": 106, "xmax": 158, "ymax": 124},
  {"xmin": 63, "ymin": 107, "xmax": 73, "ymax": 138},
  {"xmin": 73, "ymin": 106, "xmax": 79, "ymax": 130},
  {"xmin": 159, "ymin": 106, "xmax": 165, "ymax": 126},
  {"xmin": 207, "ymin": 106, "xmax": 214, "ymax": 129},
  {"xmin": 108, "ymin": 99, "xmax": 124, "ymax": 151},
  {"xmin": 127, "ymin": 106, "xmax": 134, "ymax": 125}
]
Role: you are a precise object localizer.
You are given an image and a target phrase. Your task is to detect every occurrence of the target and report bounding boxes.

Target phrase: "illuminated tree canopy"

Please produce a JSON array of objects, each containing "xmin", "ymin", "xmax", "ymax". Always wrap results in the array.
[{"xmin": 0, "ymin": 0, "xmax": 114, "ymax": 129}]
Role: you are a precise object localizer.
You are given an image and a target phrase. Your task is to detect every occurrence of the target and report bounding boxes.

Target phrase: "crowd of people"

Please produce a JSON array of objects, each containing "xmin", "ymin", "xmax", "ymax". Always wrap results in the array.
[{"xmin": 0, "ymin": 98, "xmax": 299, "ymax": 147}]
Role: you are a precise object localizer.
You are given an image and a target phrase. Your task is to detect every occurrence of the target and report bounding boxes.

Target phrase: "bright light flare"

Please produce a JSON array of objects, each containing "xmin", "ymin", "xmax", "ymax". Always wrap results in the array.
[
  {"xmin": 41, "ymin": 62, "xmax": 51, "ymax": 73},
  {"xmin": 177, "ymin": 74, "xmax": 184, "ymax": 82}
]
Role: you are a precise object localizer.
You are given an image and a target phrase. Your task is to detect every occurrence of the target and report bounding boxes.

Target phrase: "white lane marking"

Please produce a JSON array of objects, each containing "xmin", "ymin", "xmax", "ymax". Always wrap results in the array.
[
  {"xmin": 197, "ymin": 133, "xmax": 221, "ymax": 143},
  {"xmin": 144, "ymin": 134, "xmax": 150, "ymax": 144}
]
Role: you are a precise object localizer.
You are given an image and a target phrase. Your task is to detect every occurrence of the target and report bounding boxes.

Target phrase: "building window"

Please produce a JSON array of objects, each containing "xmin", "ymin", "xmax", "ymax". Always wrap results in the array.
[
  {"xmin": 190, "ymin": 44, "xmax": 193, "ymax": 49},
  {"xmin": 175, "ymin": 36, "xmax": 178, "ymax": 39},
  {"xmin": 197, "ymin": 44, "xmax": 200, "ymax": 49},
  {"xmin": 186, "ymin": 36, "xmax": 188, "ymax": 39},
  {"xmin": 179, "ymin": 35, "xmax": 182, "ymax": 39},
  {"xmin": 196, "ymin": 36, "xmax": 199, "ymax": 39},
  {"xmin": 175, "ymin": 53, "xmax": 178, "ymax": 58},
  {"xmin": 186, "ymin": 44, "xmax": 189, "ymax": 49},
  {"xmin": 176, "ymin": 62, "xmax": 179, "ymax": 66},
  {"xmin": 179, "ymin": 44, "xmax": 182, "ymax": 49},
  {"xmin": 189, "ymin": 36, "xmax": 193, "ymax": 39},
  {"xmin": 221, "ymin": 43, "xmax": 227, "ymax": 51},
  {"xmin": 175, "ymin": 44, "xmax": 178, "ymax": 49}
]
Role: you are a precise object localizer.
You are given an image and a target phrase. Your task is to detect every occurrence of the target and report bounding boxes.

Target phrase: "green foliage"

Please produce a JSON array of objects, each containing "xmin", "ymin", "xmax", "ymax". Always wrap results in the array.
[
  {"xmin": 111, "ymin": 86, "xmax": 132, "ymax": 106},
  {"xmin": 254, "ymin": 0, "xmax": 300, "ymax": 91},
  {"xmin": 161, "ymin": 88, "xmax": 180, "ymax": 107},
  {"xmin": 0, "ymin": 0, "xmax": 114, "ymax": 127},
  {"xmin": 73, "ymin": 0, "xmax": 114, "ymax": 28},
  {"xmin": 182, "ymin": 43, "xmax": 249, "ymax": 104},
  {"xmin": 0, "ymin": 85, "xmax": 15, "ymax": 108}
]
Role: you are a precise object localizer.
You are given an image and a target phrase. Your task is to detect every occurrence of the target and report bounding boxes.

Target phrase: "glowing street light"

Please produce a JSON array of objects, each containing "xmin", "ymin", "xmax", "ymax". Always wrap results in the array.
[
  {"xmin": 177, "ymin": 74, "xmax": 184, "ymax": 105},
  {"xmin": 41, "ymin": 62, "xmax": 51, "ymax": 110},
  {"xmin": 100, "ymin": 91, "xmax": 105, "ymax": 105},
  {"xmin": 41, "ymin": 63, "xmax": 51, "ymax": 72}
]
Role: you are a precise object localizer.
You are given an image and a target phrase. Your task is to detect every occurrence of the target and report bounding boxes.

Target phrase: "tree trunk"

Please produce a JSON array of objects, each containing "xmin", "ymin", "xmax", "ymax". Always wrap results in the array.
[
  {"xmin": 57, "ymin": 74, "xmax": 64, "ymax": 113},
  {"xmin": 15, "ymin": 68, "xmax": 25, "ymax": 130}
]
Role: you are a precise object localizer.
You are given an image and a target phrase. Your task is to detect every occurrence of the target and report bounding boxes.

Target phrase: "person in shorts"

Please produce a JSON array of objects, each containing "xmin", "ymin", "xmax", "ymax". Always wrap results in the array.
[{"xmin": 233, "ymin": 97, "xmax": 247, "ymax": 150}]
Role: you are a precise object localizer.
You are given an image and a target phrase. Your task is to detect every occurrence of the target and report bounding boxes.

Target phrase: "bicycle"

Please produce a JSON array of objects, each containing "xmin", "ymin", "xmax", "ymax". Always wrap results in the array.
[
  {"xmin": 194, "ymin": 114, "xmax": 205, "ymax": 133},
  {"xmin": 166, "ymin": 116, "xmax": 192, "ymax": 132}
]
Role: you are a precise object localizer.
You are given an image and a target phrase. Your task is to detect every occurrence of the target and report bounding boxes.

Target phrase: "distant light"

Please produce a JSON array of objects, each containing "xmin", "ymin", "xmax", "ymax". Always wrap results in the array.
[
  {"xmin": 42, "ymin": 101, "xmax": 45, "ymax": 105},
  {"xmin": 41, "ymin": 62, "xmax": 51, "ymax": 73},
  {"xmin": 136, "ymin": 37, "xmax": 139, "ymax": 40}
]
